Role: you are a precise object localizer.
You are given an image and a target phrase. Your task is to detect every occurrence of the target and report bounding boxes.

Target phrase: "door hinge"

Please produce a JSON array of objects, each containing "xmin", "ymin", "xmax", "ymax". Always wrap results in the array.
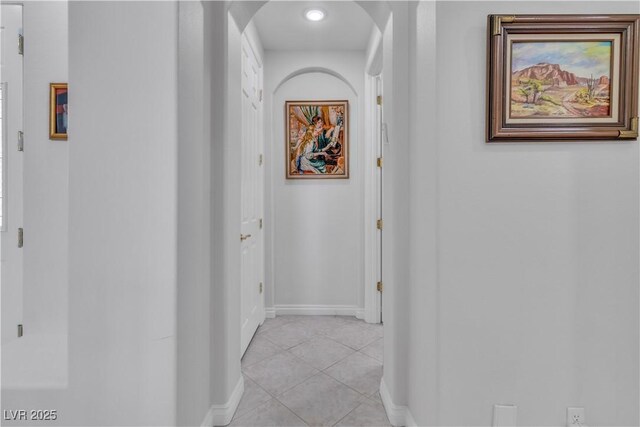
[
  {"xmin": 376, "ymin": 219, "xmax": 383, "ymax": 230},
  {"xmin": 18, "ymin": 34, "xmax": 24, "ymax": 55},
  {"xmin": 376, "ymin": 95, "xmax": 382, "ymax": 105},
  {"xmin": 259, "ymin": 282, "xmax": 263, "ymax": 294},
  {"xmin": 17, "ymin": 131, "xmax": 24, "ymax": 152},
  {"xmin": 17, "ymin": 324, "xmax": 23, "ymax": 338},
  {"xmin": 376, "ymin": 281, "xmax": 383, "ymax": 292},
  {"xmin": 259, "ymin": 218, "xmax": 263, "ymax": 229},
  {"xmin": 18, "ymin": 228, "xmax": 23, "ymax": 248},
  {"xmin": 377, "ymin": 157, "xmax": 383, "ymax": 168},
  {"xmin": 259, "ymin": 154, "xmax": 263, "ymax": 165},
  {"xmin": 259, "ymin": 89, "xmax": 263, "ymax": 102}
]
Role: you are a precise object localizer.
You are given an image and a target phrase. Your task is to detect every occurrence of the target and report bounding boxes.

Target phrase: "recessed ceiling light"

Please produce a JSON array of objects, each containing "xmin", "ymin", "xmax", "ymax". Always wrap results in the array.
[{"xmin": 305, "ymin": 9, "xmax": 325, "ymax": 22}]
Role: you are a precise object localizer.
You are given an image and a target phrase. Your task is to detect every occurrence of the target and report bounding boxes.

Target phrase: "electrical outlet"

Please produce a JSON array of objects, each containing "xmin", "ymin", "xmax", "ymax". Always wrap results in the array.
[{"xmin": 567, "ymin": 407, "xmax": 586, "ymax": 427}]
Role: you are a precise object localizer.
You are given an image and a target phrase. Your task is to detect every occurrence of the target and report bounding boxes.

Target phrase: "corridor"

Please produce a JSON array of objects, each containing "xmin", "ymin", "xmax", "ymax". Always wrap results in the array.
[
  {"xmin": 2, "ymin": 2, "xmax": 639, "ymax": 426},
  {"xmin": 233, "ymin": 316, "xmax": 387, "ymax": 426}
]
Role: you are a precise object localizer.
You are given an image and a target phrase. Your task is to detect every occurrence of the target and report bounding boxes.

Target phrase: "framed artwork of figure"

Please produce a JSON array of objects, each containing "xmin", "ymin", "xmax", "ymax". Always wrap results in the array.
[
  {"xmin": 49, "ymin": 83, "xmax": 68, "ymax": 140},
  {"xmin": 285, "ymin": 100, "xmax": 349, "ymax": 179}
]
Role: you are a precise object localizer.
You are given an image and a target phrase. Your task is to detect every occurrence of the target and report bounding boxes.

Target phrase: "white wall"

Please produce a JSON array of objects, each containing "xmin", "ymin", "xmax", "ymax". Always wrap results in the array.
[
  {"xmin": 177, "ymin": 2, "xmax": 212, "ymax": 426},
  {"xmin": 406, "ymin": 1, "xmax": 640, "ymax": 425},
  {"xmin": 177, "ymin": 3, "xmax": 244, "ymax": 422},
  {"xmin": 5, "ymin": 2, "xmax": 180, "ymax": 425},
  {"xmin": 3, "ymin": 2, "xmax": 179, "ymax": 426},
  {"xmin": 202, "ymin": 1, "xmax": 233, "ymax": 415},
  {"xmin": 407, "ymin": 1, "xmax": 438, "ymax": 425},
  {"xmin": 22, "ymin": 0, "xmax": 68, "ymax": 339},
  {"xmin": 66, "ymin": 2, "xmax": 178, "ymax": 424},
  {"xmin": 202, "ymin": 2, "xmax": 236, "ymax": 415},
  {"xmin": 1, "ymin": 0, "xmax": 69, "ymax": 391},
  {"xmin": 380, "ymin": 2, "xmax": 412, "ymax": 410},
  {"xmin": 263, "ymin": 50, "xmax": 366, "ymax": 314}
]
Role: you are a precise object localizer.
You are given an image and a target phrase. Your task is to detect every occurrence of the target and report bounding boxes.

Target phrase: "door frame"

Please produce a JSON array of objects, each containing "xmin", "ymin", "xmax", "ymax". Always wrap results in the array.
[
  {"xmin": 1, "ymin": 3, "xmax": 24, "ymax": 345},
  {"xmin": 239, "ymin": 27, "xmax": 265, "ymax": 356},
  {"xmin": 364, "ymin": 33, "xmax": 384, "ymax": 324}
]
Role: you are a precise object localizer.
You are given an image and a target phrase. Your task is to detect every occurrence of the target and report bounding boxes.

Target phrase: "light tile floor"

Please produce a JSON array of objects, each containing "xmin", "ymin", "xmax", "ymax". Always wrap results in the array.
[{"xmin": 230, "ymin": 315, "xmax": 388, "ymax": 427}]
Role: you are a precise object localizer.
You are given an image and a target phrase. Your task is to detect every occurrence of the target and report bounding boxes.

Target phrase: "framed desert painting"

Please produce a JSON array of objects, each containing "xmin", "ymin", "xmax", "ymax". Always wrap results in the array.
[
  {"xmin": 286, "ymin": 100, "xmax": 348, "ymax": 179},
  {"xmin": 487, "ymin": 15, "xmax": 639, "ymax": 142}
]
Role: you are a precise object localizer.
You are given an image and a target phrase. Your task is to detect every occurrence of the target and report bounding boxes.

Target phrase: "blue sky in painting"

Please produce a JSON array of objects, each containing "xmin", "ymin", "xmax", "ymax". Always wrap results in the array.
[{"xmin": 512, "ymin": 41, "xmax": 611, "ymax": 78}]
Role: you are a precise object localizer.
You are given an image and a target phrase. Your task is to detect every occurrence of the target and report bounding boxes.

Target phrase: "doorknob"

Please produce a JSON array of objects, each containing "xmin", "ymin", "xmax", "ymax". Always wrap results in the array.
[{"xmin": 240, "ymin": 234, "xmax": 252, "ymax": 241}]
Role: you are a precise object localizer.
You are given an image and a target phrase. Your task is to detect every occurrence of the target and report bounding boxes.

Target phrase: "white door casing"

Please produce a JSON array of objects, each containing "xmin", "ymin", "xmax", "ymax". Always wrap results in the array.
[
  {"xmin": 364, "ymin": 72, "xmax": 383, "ymax": 324},
  {"xmin": 1, "ymin": 4, "xmax": 24, "ymax": 345},
  {"xmin": 376, "ymin": 75, "xmax": 383, "ymax": 322},
  {"xmin": 240, "ymin": 33, "xmax": 264, "ymax": 356}
]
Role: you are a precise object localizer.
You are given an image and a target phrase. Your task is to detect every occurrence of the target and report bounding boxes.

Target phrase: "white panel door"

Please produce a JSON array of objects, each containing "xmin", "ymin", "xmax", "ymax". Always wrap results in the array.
[
  {"xmin": 240, "ymin": 34, "xmax": 264, "ymax": 356},
  {"xmin": 1, "ymin": 4, "xmax": 24, "ymax": 345}
]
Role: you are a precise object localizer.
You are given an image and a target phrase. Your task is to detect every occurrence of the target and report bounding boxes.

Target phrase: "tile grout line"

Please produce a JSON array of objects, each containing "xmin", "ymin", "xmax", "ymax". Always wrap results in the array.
[
  {"xmin": 246, "ymin": 348, "xmax": 322, "ymax": 399},
  {"xmin": 318, "ymin": 367, "xmax": 380, "ymax": 402},
  {"xmin": 245, "ymin": 346, "xmax": 374, "ymax": 423},
  {"xmin": 318, "ymin": 328, "xmax": 383, "ymax": 352},
  {"xmin": 244, "ymin": 331, "xmax": 380, "ymax": 369},
  {"xmin": 273, "ymin": 370, "xmax": 365, "ymax": 427},
  {"xmin": 272, "ymin": 371, "xmax": 323, "ymax": 426},
  {"xmin": 240, "ymin": 344, "xmax": 284, "ymax": 369},
  {"xmin": 245, "ymin": 326, "xmax": 383, "ymax": 396},
  {"xmin": 254, "ymin": 316, "xmax": 297, "ymax": 337},
  {"xmin": 238, "ymin": 316, "xmax": 384, "ymax": 426},
  {"xmin": 331, "ymin": 401, "xmax": 366, "ymax": 427},
  {"xmin": 319, "ymin": 350, "xmax": 384, "ymax": 399},
  {"xmin": 288, "ymin": 336, "xmax": 357, "ymax": 369},
  {"xmin": 351, "ymin": 348, "xmax": 384, "ymax": 365},
  {"xmin": 231, "ymin": 396, "xmax": 309, "ymax": 427},
  {"xmin": 260, "ymin": 325, "xmax": 324, "ymax": 351},
  {"xmin": 231, "ymin": 378, "xmax": 280, "ymax": 423},
  {"xmin": 318, "ymin": 347, "xmax": 359, "ymax": 372},
  {"xmin": 237, "ymin": 337, "xmax": 314, "ymax": 426}
]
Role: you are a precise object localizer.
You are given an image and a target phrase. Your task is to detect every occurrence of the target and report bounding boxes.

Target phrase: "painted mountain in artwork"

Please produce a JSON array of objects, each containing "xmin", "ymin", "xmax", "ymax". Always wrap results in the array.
[
  {"xmin": 512, "ymin": 62, "xmax": 580, "ymax": 86},
  {"xmin": 510, "ymin": 40, "xmax": 613, "ymax": 119},
  {"xmin": 510, "ymin": 65, "xmax": 611, "ymax": 118}
]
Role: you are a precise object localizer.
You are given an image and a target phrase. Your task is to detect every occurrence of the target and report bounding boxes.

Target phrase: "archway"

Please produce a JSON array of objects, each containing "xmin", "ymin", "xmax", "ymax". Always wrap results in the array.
[
  {"xmin": 228, "ymin": 0, "xmax": 391, "ymax": 34},
  {"xmin": 234, "ymin": 5, "xmax": 389, "ymax": 425},
  {"xmin": 233, "ymin": 0, "xmax": 390, "ymax": 423},
  {"xmin": 273, "ymin": 67, "xmax": 359, "ymax": 96},
  {"xmin": 177, "ymin": 2, "xmax": 410, "ymax": 425}
]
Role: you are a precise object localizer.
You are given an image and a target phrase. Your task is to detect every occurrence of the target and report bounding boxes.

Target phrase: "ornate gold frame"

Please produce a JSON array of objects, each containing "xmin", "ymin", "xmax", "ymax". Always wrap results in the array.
[
  {"xmin": 49, "ymin": 82, "xmax": 67, "ymax": 140},
  {"xmin": 285, "ymin": 100, "xmax": 350, "ymax": 179}
]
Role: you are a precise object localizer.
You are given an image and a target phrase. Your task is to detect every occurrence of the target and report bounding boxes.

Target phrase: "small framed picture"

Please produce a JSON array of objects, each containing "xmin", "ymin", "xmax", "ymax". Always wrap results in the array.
[
  {"xmin": 285, "ymin": 100, "xmax": 349, "ymax": 179},
  {"xmin": 49, "ymin": 83, "xmax": 67, "ymax": 140},
  {"xmin": 487, "ymin": 15, "xmax": 639, "ymax": 142}
]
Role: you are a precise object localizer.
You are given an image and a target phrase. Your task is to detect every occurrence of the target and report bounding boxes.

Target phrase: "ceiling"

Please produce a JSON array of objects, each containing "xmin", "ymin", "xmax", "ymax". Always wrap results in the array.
[{"xmin": 252, "ymin": 1, "xmax": 375, "ymax": 51}]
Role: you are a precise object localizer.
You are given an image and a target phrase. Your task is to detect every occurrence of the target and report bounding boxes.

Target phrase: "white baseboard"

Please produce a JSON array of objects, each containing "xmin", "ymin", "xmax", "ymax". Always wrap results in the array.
[
  {"xmin": 201, "ymin": 375, "xmax": 244, "ymax": 427},
  {"xmin": 380, "ymin": 377, "xmax": 416, "ymax": 427},
  {"xmin": 265, "ymin": 308, "xmax": 276, "ymax": 318},
  {"xmin": 269, "ymin": 304, "xmax": 362, "ymax": 316},
  {"xmin": 405, "ymin": 410, "xmax": 417, "ymax": 427},
  {"xmin": 356, "ymin": 310, "xmax": 365, "ymax": 320}
]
